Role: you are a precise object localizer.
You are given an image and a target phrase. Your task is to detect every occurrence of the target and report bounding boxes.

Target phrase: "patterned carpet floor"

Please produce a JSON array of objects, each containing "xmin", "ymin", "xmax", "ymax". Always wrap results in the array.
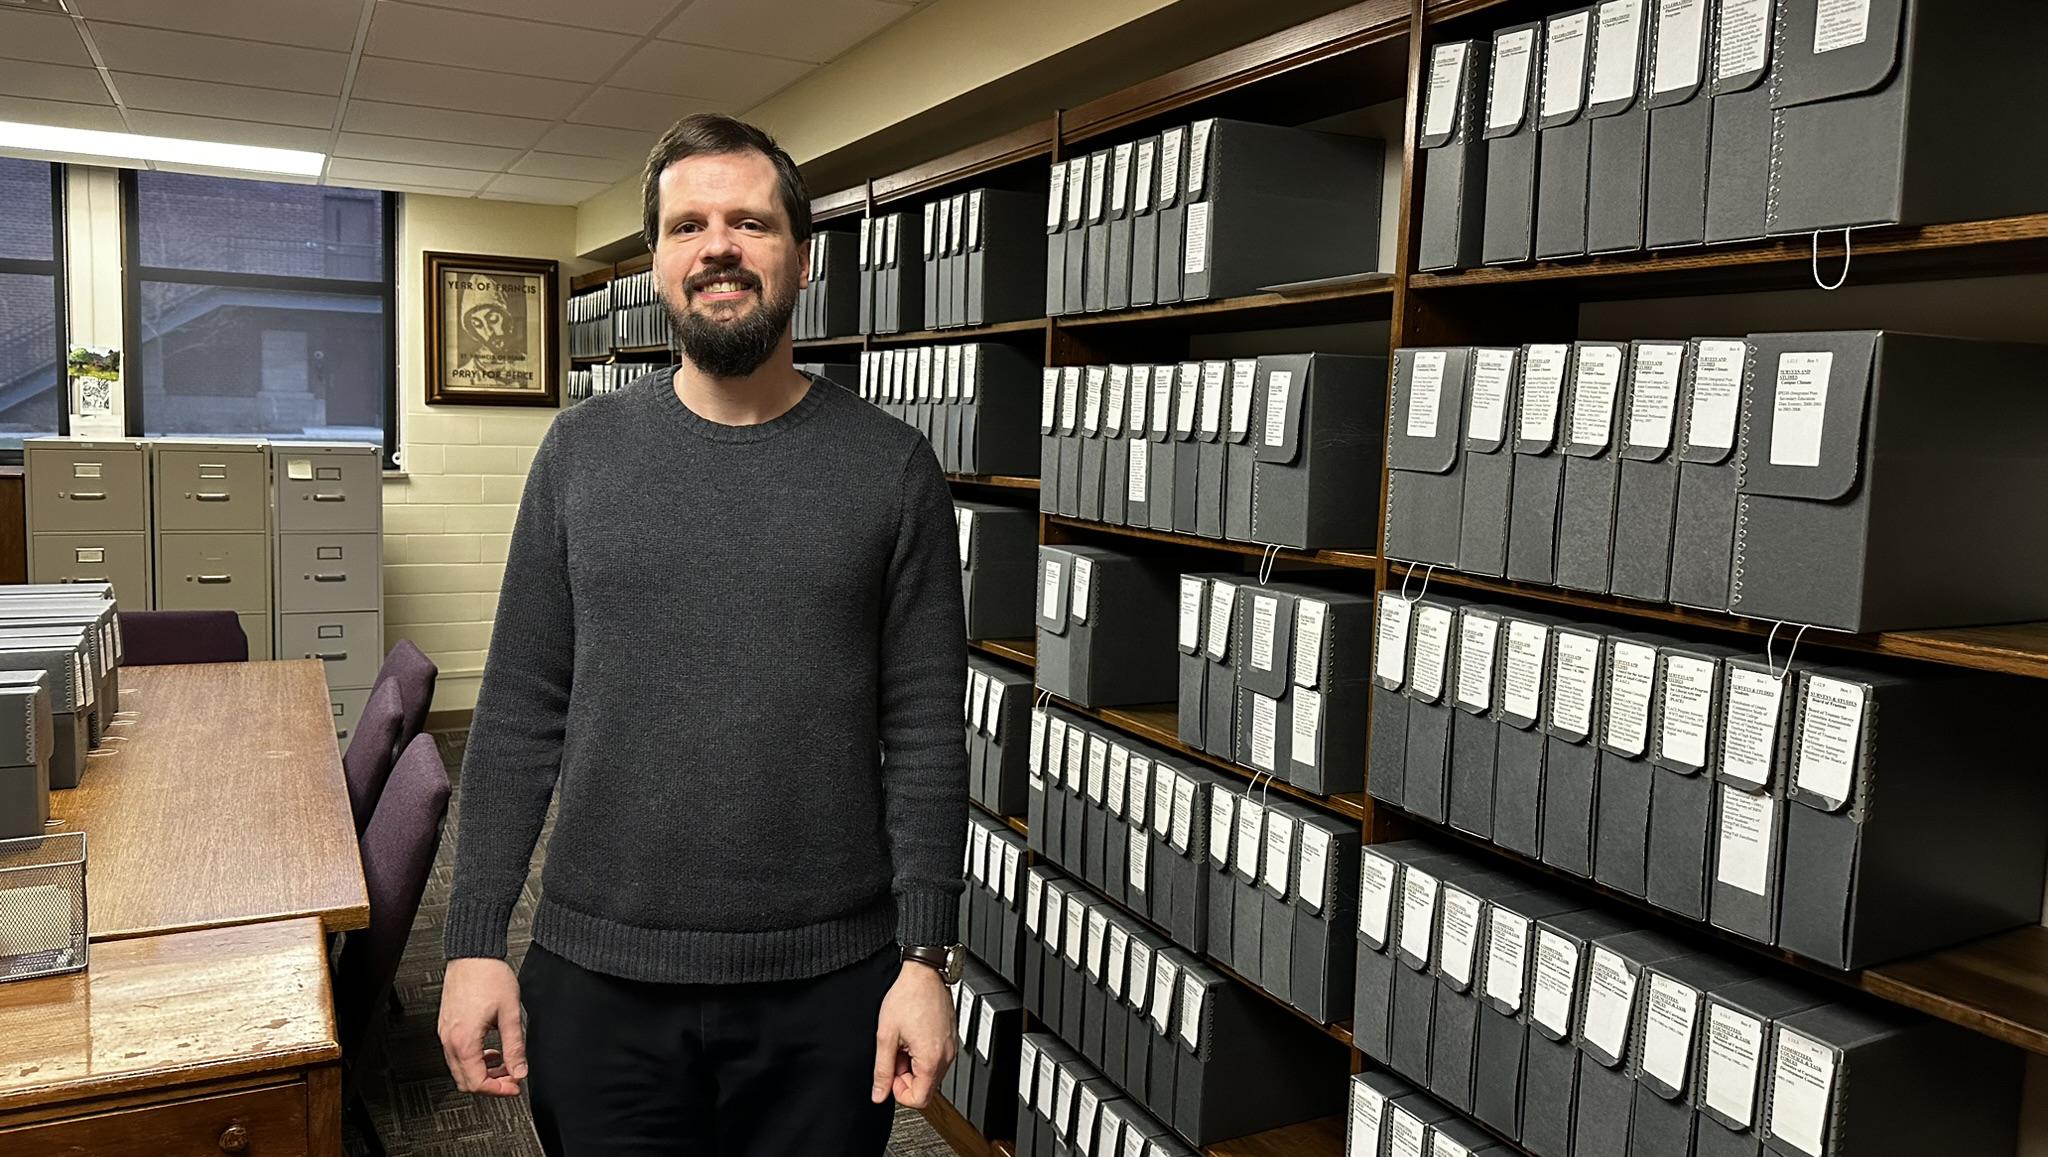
[{"xmin": 343, "ymin": 731, "xmax": 955, "ymax": 1157}]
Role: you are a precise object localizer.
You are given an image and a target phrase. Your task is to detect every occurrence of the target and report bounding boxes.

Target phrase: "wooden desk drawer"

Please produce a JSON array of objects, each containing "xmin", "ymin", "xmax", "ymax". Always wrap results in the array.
[{"xmin": 4, "ymin": 1082, "xmax": 308, "ymax": 1157}]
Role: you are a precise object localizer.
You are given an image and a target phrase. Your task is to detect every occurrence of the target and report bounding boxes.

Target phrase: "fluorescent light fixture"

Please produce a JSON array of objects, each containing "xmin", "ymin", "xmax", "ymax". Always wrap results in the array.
[{"xmin": 0, "ymin": 120, "xmax": 324, "ymax": 176}]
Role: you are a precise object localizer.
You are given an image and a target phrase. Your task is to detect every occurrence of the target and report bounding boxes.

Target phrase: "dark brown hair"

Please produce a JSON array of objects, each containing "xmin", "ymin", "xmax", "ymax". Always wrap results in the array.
[{"xmin": 640, "ymin": 113, "xmax": 812, "ymax": 251}]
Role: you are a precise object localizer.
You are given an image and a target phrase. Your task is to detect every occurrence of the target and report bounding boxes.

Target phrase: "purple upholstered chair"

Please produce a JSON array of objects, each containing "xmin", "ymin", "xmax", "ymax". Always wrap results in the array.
[
  {"xmin": 336, "ymin": 732, "xmax": 449, "ymax": 1154},
  {"xmin": 342, "ymin": 679, "xmax": 406, "ymax": 837},
  {"xmin": 372, "ymin": 640, "xmax": 437, "ymax": 756},
  {"xmin": 116, "ymin": 610, "xmax": 248, "ymax": 666}
]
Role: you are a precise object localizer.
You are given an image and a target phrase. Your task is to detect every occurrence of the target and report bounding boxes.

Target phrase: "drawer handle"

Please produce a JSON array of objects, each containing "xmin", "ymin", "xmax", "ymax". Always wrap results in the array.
[
  {"xmin": 312, "ymin": 492, "xmax": 347, "ymax": 502},
  {"xmin": 313, "ymin": 650, "xmax": 348, "ymax": 661},
  {"xmin": 66, "ymin": 491, "xmax": 107, "ymax": 501},
  {"xmin": 67, "ymin": 575, "xmax": 109, "ymax": 583},
  {"xmin": 194, "ymin": 492, "xmax": 231, "ymax": 502},
  {"xmin": 218, "ymin": 1123, "xmax": 250, "ymax": 1153},
  {"xmin": 312, "ymin": 572, "xmax": 347, "ymax": 583},
  {"xmin": 195, "ymin": 574, "xmax": 232, "ymax": 584}
]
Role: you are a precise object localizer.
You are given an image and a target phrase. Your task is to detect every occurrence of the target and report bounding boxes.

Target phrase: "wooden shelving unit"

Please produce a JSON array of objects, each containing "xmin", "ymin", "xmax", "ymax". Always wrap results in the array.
[{"xmin": 759, "ymin": 0, "xmax": 2048, "ymax": 1152}]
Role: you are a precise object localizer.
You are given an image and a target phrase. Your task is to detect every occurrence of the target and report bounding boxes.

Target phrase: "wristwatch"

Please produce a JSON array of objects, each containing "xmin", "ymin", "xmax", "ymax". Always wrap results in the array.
[{"xmin": 901, "ymin": 944, "xmax": 965, "ymax": 984}]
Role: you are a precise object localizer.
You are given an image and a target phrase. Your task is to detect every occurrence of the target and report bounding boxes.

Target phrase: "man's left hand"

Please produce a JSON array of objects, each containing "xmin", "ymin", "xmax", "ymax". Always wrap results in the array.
[{"xmin": 871, "ymin": 961, "xmax": 957, "ymax": 1108}]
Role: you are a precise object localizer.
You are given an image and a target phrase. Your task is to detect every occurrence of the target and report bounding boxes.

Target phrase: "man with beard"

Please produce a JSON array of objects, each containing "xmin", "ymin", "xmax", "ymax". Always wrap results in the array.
[{"xmin": 437, "ymin": 114, "xmax": 966, "ymax": 1156}]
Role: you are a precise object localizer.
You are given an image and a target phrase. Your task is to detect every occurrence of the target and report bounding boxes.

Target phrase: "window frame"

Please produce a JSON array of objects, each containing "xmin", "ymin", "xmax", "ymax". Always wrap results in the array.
[
  {"xmin": 0, "ymin": 161, "xmax": 70, "ymax": 460},
  {"xmin": 119, "ymin": 169, "xmax": 399, "ymax": 468}
]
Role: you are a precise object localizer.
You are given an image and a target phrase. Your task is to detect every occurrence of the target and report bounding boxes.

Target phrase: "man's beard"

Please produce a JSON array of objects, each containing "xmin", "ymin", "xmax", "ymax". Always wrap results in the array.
[{"xmin": 666, "ymin": 270, "xmax": 797, "ymax": 379}]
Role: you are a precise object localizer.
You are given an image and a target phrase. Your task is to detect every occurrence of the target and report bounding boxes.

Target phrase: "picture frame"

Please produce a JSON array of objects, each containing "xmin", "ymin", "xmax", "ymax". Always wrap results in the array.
[{"xmin": 423, "ymin": 250, "xmax": 561, "ymax": 407}]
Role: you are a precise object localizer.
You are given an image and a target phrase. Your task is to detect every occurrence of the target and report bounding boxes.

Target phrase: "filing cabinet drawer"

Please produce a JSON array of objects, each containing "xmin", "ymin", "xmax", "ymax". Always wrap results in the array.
[
  {"xmin": 240, "ymin": 612, "xmax": 273, "ymax": 661},
  {"xmin": 330, "ymin": 685, "xmax": 372, "ymax": 745},
  {"xmin": 154, "ymin": 446, "xmax": 269, "ymax": 532},
  {"xmin": 156, "ymin": 532, "xmax": 271, "ymax": 614},
  {"xmin": 277, "ymin": 533, "xmax": 380, "ymax": 613},
  {"xmin": 4, "ymin": 1080, "xmax": 310, "ymax": 1157},
  {"xmin": 27, "ymin": 442, "xmax": 149, "ymax": 533},
  {"xmin": 29, "ymin": 532, "xmax": 151, "ymax": 610},
  {"xmin": 273, "ymin": 446, "xmax": 380, "ymax": 533},
  {"xmin": 277, "ymin": 610, "xmax": 380, "ymax": 690}
]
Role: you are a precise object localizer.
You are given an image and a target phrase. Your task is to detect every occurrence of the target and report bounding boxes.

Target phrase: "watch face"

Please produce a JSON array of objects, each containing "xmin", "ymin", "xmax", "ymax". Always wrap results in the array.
[{"xmin": 945, "ymin": 946, "xmax": 965, "ymax": 984}]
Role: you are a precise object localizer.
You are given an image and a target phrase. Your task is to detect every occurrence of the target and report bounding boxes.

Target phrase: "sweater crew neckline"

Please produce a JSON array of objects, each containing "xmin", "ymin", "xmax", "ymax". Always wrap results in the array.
[{"xmin": 650, "ymin": 367, "xmax": 829, "ymax": 443}]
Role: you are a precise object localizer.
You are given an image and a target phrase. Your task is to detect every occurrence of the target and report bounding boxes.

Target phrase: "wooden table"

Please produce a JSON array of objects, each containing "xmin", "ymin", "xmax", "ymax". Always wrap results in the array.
[
  {"xmin": 48, "ymin": 660, "xmax": 369, "ymax": 942},
  {"xmin": 0, "ymin": 919, "xmax": 342, "ymax": 1155}
]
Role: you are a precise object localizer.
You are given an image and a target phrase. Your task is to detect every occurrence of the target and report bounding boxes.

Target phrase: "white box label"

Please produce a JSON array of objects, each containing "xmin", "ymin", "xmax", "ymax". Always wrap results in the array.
[
  {"xmin": 1457, "ymin": 613, "xmax": 1500, "ymax": 712},
  {"xmin": 1489, "ymin": 28, "xmax": 1538, "ymax": 132},
  {"xmin": 1469, "ymin": 348, "xmax": 1515, "ymax": 443},
  {"xmin": 1411, "ymin": 604, "xmax": 1455, "ymax": 701},
  {"xmin": 1377, "ymin": 595, "xmax": 1413, "ymax": 687},
  {"xmin": 1629, "ymin": 342, "xmax": 1685, "ymax": 451},
  {"xmin": 1408, "ymin": 350, "xmax": 1448, "ymax": 439},
  {"xmin": 1704, "ymin": 1004, "xmax": 1766, "ymax": 1127},
  {"xmin": 1589, "ymin": 0, "xmax": 1645, "ymax": 106},
  {"xmin": 1503, "ymin": 620, "xmax": 1549, "ymax": 721},
  {"xmin": 1660, "ymin": 655, "xmax": 1716, "ymax": 768},
  {"xmin": 1605, "ymin": 640, "xmax": 1660, "ymax": 757},
  {"xmin": 1551, "ymin": 632, "xmax": 1601, "ymax": 736},
  {"xmin": 1720, "ymin": 667, "xmax": 1785, "ymax": 789},
  {"xmin": 1293, "ymin": 598, "xmax": 1327, "ymax": 687},
  {"xmin": 1767, "ymin": 1029, "xmax": 1836, "ymax": 1157},
  {"xmin": 1399, "ymin": 869, "xmax": 1440, "ymax": 965},
  {"xmin": 1521, "ymin": 344, "xmax": 1569, "ymax": 443},
  {"xmin": 1542, "ymin": 11, "xmax": 1594, "ymax": 119},
  {"xmin": 1642, "ymin": 973, "xmax": 1703, "ymax": 1092},
  {"xmin": 1438, "ymin": 887, "xmax": 1484, "ymax": 988},
  {"xmin": 1651, "ymin": 0, "xmax": 1707, "ymax": 95},
  {"xmin": 1688, "ymin": 339, "xmax": 1746, "ymax": 450},
  {"xmin": 1581, "ymin": 946, "xmax": 1638, "ymax": 1060},
  {"xmin": 1769, "ymin": 351, "xmax": 1833, "ymax": 467},
  {"xmin": 1425, "ymin": 42, "xmax": 1469, "ymax": 139},
  {"xmin": 1813, "ymin": 0, "xmax": 1870, "ymax": 54},
  {"xmin": 1359, "ymin": 851, "xmax": 1396, "ymax": 944},
  {"xmin": 1485, "ymin": 909, "xmax": 1531, "ymax": 1012},
  {"xmin": 1532, "ymin": 929, "xmax": 1581, "ymax": 1036},
  {"xmin": 1793, "ymin": 675, "xmax": 1864, "ymax": 806},
  {"xmin": 1716, "ymin": 784, "xmax": 1775, "ymax": 896},
  {"xmin": 1571, "ymin": 345, "xmax": 1623, "ymax": 449}
]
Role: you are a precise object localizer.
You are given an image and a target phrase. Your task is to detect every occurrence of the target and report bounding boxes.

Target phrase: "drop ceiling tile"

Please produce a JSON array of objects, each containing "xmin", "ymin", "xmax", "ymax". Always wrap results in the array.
[
  {"xmin": 334, "ymin": 131, "xmax": 522, "ymax": 172},
  {"xmin": 349, "ymin": 56, "xmax": 585, "ymax": 120},
  {"xmin": 481, "ymin": 173, "xmax": 612, "ymax": 204},
  {"xmin": 509, "ymin": 151, "xmax": 638, "ymax": 182},
  {"xmin": 86, "ymin": 24, "xmax": 349, "ymax": 95},
  {"xmin": 0, "ymin": 10, "xmax": 94, "ymax": 67},
  {"xmin": 70, "ymin": 0, "xmax": 364, "ymax": 51},
  {"xmin": 398, "ymin": 0, "xmax": 679, "ymax": 36},
  {"xmin": 658, "ymin": 0, "xmax": 913, "ymax": 64},
  {"xmin": 609, "ymin": 41, "xmax": 813, "ymax": 104},
  {"xmin": 535, "ymin": 122, "xmax": 655, "ymax": 161},
  {"xmin": 364, "ymin": 3, "xmax": 639, "ymax": 83},
  {"xmin": 124, "ymin": 111, "xmax": 332, "ymax": 152},
  {"xmin": 113, "ymin": 73, "xmax": 338, "ymax": 129},
  {"xmin": 569, "ymin": 86, "xmax": 717, "ymax": 133},
  {"xmin": 0, "ymin": 95, "xmax": 128, "ymax": 134},
  {"xmin": 340, "ymin": 100, "xmax": 550, "ymax": 150},
  {"xmin": 328, "ymin": 157, "xmax": 496, "ymax": 192},
  {"xmin": 0, "ymin": 61, "xmax": 112, "ymax": 106}
]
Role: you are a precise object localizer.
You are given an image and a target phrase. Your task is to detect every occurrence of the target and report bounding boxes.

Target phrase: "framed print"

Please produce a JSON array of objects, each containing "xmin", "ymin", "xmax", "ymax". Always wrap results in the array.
[{"xmin": 424, "ymin": 250, "xmax": 561, "ymax": 407}]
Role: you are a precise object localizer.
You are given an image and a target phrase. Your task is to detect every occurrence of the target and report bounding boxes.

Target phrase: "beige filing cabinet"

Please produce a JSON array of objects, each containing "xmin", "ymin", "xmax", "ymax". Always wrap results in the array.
[
  {"xmin": 271, "ymin": 443, "xmax": 383, "ymax": 744},
  {"xmin": 152, "ymin": 440, "xmax": 273, "ymax": 659},
  {"xmin": 26, "ymin": 438, "xmax": 154, "ymax": 610}
]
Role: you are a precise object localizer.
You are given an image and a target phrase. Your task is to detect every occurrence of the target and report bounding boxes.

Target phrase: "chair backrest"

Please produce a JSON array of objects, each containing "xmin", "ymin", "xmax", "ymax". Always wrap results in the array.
[
  {"xmin": 342, "ymin": 678, "xmax": 406, "ymax": 837},
  {"xmin": 375, "ymin": 640, "xmax": 437, "ymax": 755},
  {"xmin": 336, "ymin": 731, "xmax": 450, "ymax": 1056},
  {"xmin": 117, "ymin": 610, "xmax": 248, "ymax": 666}
]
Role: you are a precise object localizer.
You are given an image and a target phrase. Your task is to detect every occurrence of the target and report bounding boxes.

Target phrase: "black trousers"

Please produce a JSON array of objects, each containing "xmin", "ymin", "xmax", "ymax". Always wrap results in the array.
[{"xmin": 521, "ymin": 942, "xmax": 899, "ymax": 1157}]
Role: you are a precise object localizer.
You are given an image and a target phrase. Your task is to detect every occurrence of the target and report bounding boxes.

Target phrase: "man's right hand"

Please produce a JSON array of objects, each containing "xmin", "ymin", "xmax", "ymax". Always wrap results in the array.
[{"xmin": 438, "ymin": 957, "xmax": 527, "ymax": 1096}]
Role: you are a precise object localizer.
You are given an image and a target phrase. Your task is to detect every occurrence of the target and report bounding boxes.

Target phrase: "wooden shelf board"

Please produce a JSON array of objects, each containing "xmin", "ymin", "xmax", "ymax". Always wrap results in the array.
[
  {"xmin": 812, "ymin": 185, "xmax": 868, "ymax": 222},
  {"xmin": 1047, "ymin": 694, "xmax": 1368, "ymax": 824},
  {"xmin": 613, "ymin": 343, "xmax": 673, "ymax": 356},
  {"xmin": 794, "ymin": 336, "xmax": 864, "ymax": 351},
  {"xmin": 922, "ymin": 1091, "xmax": 1008, "ymax": 1157},
  {"xmin": 1204, "ymin": 1116, "xmax": 1346, "ymax": 1157},
  {"xmin": 569, "ymin": 268, "xmax": 614, "ymax": 292},
  {"xmin": 1056, "ymin": 277, "xmax": 1395, "ymax": 333},
  {"xmin": 1390, "ymin": 563, "xmax": 2048, "ymax": 680},
  {"xmin": 873, "ymin": 119, "xmax": 1055, "ymax": 207},
  {"xmin": 872, "ymin": 317, "xmax": 1049, "ymax": 346},
  {"xmin": 1383, "ymin": 803, "xmax": 2048, "ymax": 1057},
  {"xmin": 570, "ymin": 353, "xmax": 611, "ymax": 364},
  {"xmin": 1060, "ymin": 0, "xmax": 1410, "ymax": 147},
  {"xmin": 970, "ymin": 637, "xmax": 1037, "ymax": 667},
  {"xmin": 1407, "ymin": 212, "xmax": 2048, "ymax": 297},
  {"xmin": 948, "ymin": 473, "xmax": 1042, "ymax": 491},
  {"xmin": 1047, "ymin": 516, "xmax": 1379, "ymax": 572},
  {"xmin": 1864, "ymin": 926, "xmax": 2048, "ymax": 1058}
]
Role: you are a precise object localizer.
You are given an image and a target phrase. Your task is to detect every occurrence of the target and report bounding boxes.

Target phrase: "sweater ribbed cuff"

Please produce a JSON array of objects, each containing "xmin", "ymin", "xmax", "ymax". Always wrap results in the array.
[
  {"xmin": 895, "ymin": 887, "xmax": 960, "ymax": 947},
  {"xmin": 444, "ymin": 898, "xmax": 519, "ymax": 961}
]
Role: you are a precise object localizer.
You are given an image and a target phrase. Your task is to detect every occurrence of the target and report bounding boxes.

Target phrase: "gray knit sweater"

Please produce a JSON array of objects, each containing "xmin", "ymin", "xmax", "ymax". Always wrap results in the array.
[{"xmin": 444, "ymin": 370, "xmax": 968, "ymax": 984}]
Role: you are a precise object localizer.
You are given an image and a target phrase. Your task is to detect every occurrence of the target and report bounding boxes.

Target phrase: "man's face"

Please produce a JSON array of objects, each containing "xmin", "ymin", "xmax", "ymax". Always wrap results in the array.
[{"xmin": 652, "ymin": 151, "xmax": 808, "ymax": 378}]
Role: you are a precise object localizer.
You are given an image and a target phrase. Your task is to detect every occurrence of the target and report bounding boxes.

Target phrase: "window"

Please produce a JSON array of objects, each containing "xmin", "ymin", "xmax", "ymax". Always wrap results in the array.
[
  {"xmin": 123, "ymin": 171, "xmax": 396, "ymax": 465},
  {"xmin": 0, "ymin": 159, "xmax": 66, "ymax": 452}
]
